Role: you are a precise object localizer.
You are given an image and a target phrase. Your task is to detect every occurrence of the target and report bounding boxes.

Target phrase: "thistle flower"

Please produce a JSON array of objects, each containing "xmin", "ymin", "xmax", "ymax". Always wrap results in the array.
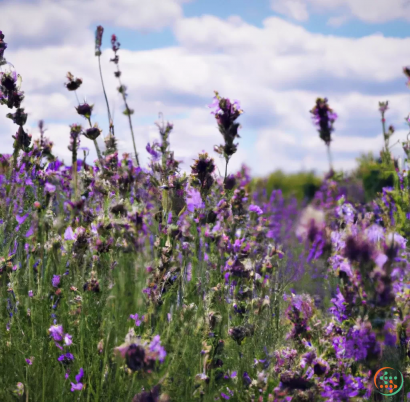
[
  {"xmin": 75, "ymin": 102, "xmax": 93, "ymax": 119},
  {"xmin": 65, "ymin": 72, "xmax": 82, "ymax": 91},
  {"xmin": 83, "ymin": 123, "xmax": 101, "ymax": 140}
]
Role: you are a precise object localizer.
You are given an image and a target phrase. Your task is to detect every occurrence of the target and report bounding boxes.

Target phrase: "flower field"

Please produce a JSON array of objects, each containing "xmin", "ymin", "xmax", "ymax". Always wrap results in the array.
[{"xmin": 1, "ymin": 26, "xmax": 410, "ymax": 401}]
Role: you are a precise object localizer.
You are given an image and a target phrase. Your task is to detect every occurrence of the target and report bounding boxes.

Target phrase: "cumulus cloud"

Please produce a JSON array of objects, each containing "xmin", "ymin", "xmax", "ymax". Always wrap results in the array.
[
  {"xmin": 270, "ymin": 0, "xmax": 410, "ymax": 25},
  {"xmin": 0, "ymin": 0, "xmax": 191, "ymax": 48},
  {"xmin": 1, "ymin": 10, "xmax": 409, "ymax": 176}
]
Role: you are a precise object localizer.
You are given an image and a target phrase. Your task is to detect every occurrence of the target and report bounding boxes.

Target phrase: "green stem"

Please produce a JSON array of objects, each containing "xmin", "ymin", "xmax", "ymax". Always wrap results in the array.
[
  {"xmin": 74, "ymin": 91, "xmax": 80, "ymax": 106},
  {"xmin": 98, "ymin": 55, "xmax": 114, "ymax": 137},
  {"xmin": 116, "ymin": 66, "xmax": 139, "ymax": 166},
  {"xmin": 326, "ymin": 143, "xmax": 333, "ymax": 172},
  {"xmin": 93, "ymin": 139, "xmax": 102, "ymax": 161},
  {"xmin": 87, "ymin": 118, "xmax": 103, "ymax": 161},
  {"xmin": 224, "ymin": 157, "xmax": 229, "ymax": 182}
]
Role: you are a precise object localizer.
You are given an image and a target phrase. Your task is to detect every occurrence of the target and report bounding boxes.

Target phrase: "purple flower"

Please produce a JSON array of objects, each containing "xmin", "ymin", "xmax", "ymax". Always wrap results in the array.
[
  {"xmin": 16, "ymin": 213, "xmax": 29, "ymax": 225},
  {"xmin": 149, "ymin": 335, "xmax": 166, "ymax": 362},
  {"xmin": 221, "ymin": 393, "xmax": 230, "ymax": 400},
  {"xmin": 310, "ymin": 97, "xmax": 337, "ymax": 145},
  {"xmin": 52, "ymin": 275, "xmax": 61, "ymax": 288},
  {"xmin": 249, "ymin": 204, "xmax": 263, "ymax": 215},
  {"xmin": 25, "ymin": 225, "xmax": 34, "ymax": 238},
  {"xmin": 25, "ymin": 358, "xmax": 32, "ymax": 365},
  {"xmin": 146, "ymin": 142, "xmax": 160, "ymax": 159},
  {"xmin": 383, "ymin": 321, "xmax": 397, "ymax": 346},
  {"xmin": 28, "ymin": 290, "xmax": 33, "ymax": 297},
  {"xmin": 345, "ymin": 324, "xmax": 381, "ymax": 361},
  {"xmin": 329, "ymin": 287, "xmax": 347, "ymax": 322},
  {"xmin": 75, "ymin": 103, "xmax": 93, "ymax": 118},
  {"xmin": 44, "ymin": 182, "xmax": 56, "ymax": 193},
  {"xmin": 130, "ymin": 313, "xmax": 142, "ymax": 327},
  {"xmin": 64, "ymin": 226, "xmax": 75, "ymax": 241},
  {"xmin": 58, "ymin": 353, "xmax": 74, "ymax": 365},
  {"xmin": 49, "ymin": 324, "xmax": 64, "ymax": 342},
  {"xmin": 186, "ymin": 263, "xmax": 192, "ymax": 282},
  {"xmin": 243, "ymin": 372, "xmax": 252, "ymax": 386},
  {"xmin": 75, "ymin": 367, "xmax": 84, "ymax": 384},
  {"xmin": 186, "ymin": 187, "xmax": 205, "ymax": 212},
  {"xmin": 71, "ymin": 382, "xmax": 83, "ymax": 392}
]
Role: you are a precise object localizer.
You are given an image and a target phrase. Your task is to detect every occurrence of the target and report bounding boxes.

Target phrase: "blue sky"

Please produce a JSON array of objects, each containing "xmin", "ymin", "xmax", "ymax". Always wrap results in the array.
[{"xmin": 1, "ymin": 0, "xmax": 410, "ymax": 176}]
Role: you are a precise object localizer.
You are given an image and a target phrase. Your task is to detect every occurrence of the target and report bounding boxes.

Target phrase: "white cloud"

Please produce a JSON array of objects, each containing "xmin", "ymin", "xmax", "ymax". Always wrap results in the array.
[
  {"xmin": 0, "ymin": 0, "xmax": 190, "ymax": 48},
  {"xmin": 270, "ymin": 0, "xmax": 309, "ymax": 21},
  {"xmin": 270, "ymin": 0, "xmax": 410, "ymax": 24},
  {"xmin": 1, "ymin": 12, "xmax": 410, "ymax": 176}
]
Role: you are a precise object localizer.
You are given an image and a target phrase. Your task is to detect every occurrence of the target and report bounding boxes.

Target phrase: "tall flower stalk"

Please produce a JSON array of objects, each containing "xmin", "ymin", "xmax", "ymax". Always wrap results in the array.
[
  {"xmin": 378, "ymin": 101, "xmax": 396, "ymax": 154},
  {"xmin": 0, "ymin": 31, "xmax": 30, "ymax": 171},
  {"xmin": 209, "ymin": 91, "xmax": 243, "ymax": 181},
  {"xmin": 95, "ymin": 26, "xmax": 115, "ymax": 138},
  {"xmin": 65, "ymin": 72, "xmax": 82, "ymax": 105},
  {"xmin": 68, "ymin": 124, "xmax": 81, "ymax": 199},
  {"xmin": 75, "ymin": 102, "xmax": 103, "ymax": 161},
  {"xmin": 110, "ymin": 34, "xmax": 139, "ymax": 166},
  {"xmin": 310, "ymin": 97, "xmax": 337, "ymax": 172}
]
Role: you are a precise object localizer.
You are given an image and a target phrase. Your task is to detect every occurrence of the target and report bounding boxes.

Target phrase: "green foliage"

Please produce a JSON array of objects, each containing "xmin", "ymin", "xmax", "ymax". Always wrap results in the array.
[
  {"xmin": 354, "ymin": 152, "xmax": 397, "ymax": 202},
  {"xmin": 251, "ymin": 170, "xmax": 322, "ymax": 201}
]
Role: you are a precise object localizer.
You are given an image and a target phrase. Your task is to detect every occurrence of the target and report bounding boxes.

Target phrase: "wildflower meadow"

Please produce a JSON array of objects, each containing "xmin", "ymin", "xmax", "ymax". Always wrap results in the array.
[{"xmin": 2, "ymin": 24, "xmax": 410, "ymax": 402}]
